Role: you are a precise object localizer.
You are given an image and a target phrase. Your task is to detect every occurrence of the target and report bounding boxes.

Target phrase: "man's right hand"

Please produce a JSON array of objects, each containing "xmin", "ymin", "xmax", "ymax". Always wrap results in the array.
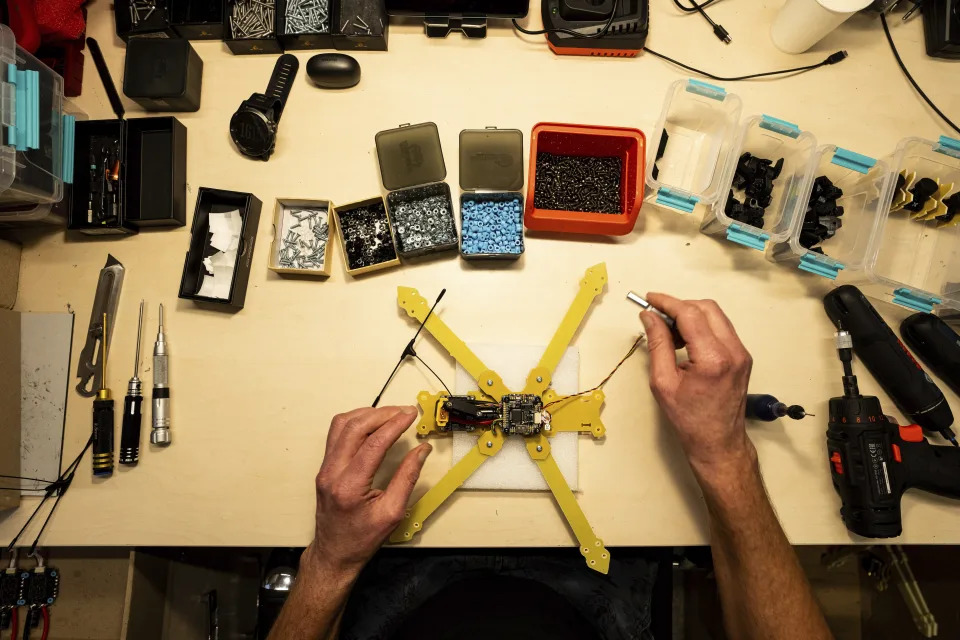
[{"xmin": 639, "ymin": 294, "xmax": 756, "ymax": 479}]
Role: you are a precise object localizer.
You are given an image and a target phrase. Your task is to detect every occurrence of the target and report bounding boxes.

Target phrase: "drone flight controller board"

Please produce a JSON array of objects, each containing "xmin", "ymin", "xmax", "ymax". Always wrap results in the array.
[{"xmin": 435, "ymin": 394, "xmax": 548, "ymax": 436}]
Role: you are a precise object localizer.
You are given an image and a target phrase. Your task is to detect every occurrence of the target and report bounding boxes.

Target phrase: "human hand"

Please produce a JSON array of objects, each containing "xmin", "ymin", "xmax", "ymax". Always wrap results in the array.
[
  {"xmin": 640, "ymin": 294, "xmax": 756, "ymax": 479},
  {"xmin": 303, "ymin": 406, "xmax": 432, "ymax": 580}
]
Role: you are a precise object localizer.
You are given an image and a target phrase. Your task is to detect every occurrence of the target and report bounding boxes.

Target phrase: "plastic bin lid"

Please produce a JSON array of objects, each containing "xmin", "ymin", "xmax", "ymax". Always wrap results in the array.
[
  {"xmin": 459, "ymin": 127, "xmax": 523, "ymax": 191},
  {"xmin": 375, "ymin": 122, "xmax": 446, "ymax": 191}
]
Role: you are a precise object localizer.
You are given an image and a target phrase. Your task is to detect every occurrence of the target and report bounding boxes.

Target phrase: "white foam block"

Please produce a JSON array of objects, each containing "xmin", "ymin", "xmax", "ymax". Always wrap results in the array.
[{"xmin": 453, "ymin": 344, "xmax": 579, "ymax": 491}]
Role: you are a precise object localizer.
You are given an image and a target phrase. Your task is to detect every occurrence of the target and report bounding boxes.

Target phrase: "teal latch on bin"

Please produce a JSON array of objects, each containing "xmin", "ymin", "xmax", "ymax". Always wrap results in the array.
[
  {"xmin": 830, "ymin": 148, "xmax": 876, "ymax": 174},
  {"xmin": 798, "ymin": 253, "xmax": 844, "ymax": 280},
  {"xmin": 934, "ymin": 136, "xmax": 960, "ymax": 160},
  {"xmin": 685, "ymin": 79, "xmax": 726, "ymax": 101},
  {"xmin": 725, "ymin": 223, "xmax": 769, "ymax": 250},
  {"xmin": 60, "ymin": 114, "xmax": 75, "ymax": 184},
  {"xmin": 656, "ymin": 187, "xmax": 699, "ymax": 213},
  {"xmin": 6, "ymin": 63, "xmax": 39, "ymax": 152},
  {"xmin": 759, "ymin": 115, "xmax": 800, "ymax": 139},
  {"xmin": 892, "ymin": 288, "xmax": 941, "ymax": 313}
]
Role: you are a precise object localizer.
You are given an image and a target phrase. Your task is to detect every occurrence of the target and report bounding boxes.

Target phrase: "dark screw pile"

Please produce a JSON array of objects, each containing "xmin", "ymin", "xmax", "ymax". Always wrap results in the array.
[
  {"xmin": 338, "ymin": 202, "xmax": 398, "ymax": 270},
  {"xmin": 534, "ymin": 152, "xmax": 623, "ymax": 214}
]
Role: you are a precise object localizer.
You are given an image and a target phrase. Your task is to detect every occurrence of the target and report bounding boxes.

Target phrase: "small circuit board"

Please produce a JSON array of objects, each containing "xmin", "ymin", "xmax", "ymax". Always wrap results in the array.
[{"xmin": 435, "ymin": 394, "xmax": 547, "ymax": 436}]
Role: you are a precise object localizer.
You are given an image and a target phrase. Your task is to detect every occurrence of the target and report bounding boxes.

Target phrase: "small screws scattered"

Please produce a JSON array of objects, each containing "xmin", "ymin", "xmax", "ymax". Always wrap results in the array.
[
  {"xmin": 534, "ymin": 153, "xmax": 622, "ymax": 215},
  {"xmin": 284, "ymin": 0, "xmax": 330, "ymax": 35},
  {"xmin": 278, "ymin": 207, "xmax": 329, "ymax": 270},
  {"xmin": 128, "ymin": 0, "xmax": 163, "ymax": 27},
  {"xmin": 230, "ymin": 0, "xmax": 275, "ymax": 39}
]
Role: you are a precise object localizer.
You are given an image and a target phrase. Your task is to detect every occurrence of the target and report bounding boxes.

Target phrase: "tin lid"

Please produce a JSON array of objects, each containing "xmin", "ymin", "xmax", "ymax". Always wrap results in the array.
[
  {"xmin": 459, "ymin": 127, "xmax": 524, "ymax": 191},
  {"xmin": 375, "ymin": 122, "xmax": 447, "ymax": 191}
]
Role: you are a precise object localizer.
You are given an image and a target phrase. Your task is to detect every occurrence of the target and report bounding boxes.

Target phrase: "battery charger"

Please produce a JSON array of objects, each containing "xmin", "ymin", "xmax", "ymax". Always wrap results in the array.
[{"xmin": 541, "ymin": 0, "xmax": 649, "ymax": 57}]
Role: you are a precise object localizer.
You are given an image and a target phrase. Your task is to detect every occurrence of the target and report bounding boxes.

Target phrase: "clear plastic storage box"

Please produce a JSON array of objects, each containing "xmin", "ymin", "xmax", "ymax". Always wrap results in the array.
[
  {"xmin": 645, "ymin": 79, "xmax": 742, "ymax": 214},
  {"xmin": 858, "ymin": 136, "xmax": 960, "ymax": 313},
  {"xmin": 0, "ymin": 24, "xmax": 67, "ymax": 220},
  {"xmin": 701, "ymin": 114, "xmax": 818, "ymax": 250},
  {"xmin": 768, "ymin": 145, "xmax": 888, "ymax": 280}
]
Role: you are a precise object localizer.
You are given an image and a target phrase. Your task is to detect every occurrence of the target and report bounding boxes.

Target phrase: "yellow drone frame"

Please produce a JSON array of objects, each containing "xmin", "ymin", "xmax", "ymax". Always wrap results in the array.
[{"xmin": 388, "ymin": 263, "xmax": 611, "ymax": 574}]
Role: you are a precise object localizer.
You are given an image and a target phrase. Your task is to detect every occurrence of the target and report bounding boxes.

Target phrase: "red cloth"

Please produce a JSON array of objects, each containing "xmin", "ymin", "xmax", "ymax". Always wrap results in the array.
[{"xmin": 34, "ymin": 0, "xmax": 86, "ymax": 42}]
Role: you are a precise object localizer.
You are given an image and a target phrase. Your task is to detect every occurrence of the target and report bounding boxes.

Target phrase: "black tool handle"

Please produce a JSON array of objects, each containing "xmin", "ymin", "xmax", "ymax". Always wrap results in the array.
[
  {"xmin": 119, "ymin": 395, "xmax": 143, "ymax": 466},
  {"xmin": 86, "ymin": 38, "xmax": 124, "ymax": 120},
  {"xmin": 745, "ymin": 394, "xmax": 780, "ymax": 422},
  {"xmin": 899, "ymin": 438, "xmax": 960, "ymax": 499},
  {"xmin": 823, "ymin": 286, "xmax": 953, "ymax": 433},
  {"xmin": 92, "ymin": 399, "xmax": 115, "ymax": 477},
  {"xmin": 900, "ymin": 313, "xmax": 960, "ymax": 396}
]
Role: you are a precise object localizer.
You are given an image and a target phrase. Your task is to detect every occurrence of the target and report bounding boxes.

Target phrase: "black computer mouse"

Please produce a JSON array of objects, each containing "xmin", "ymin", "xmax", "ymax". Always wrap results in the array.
[{"xmin": 306, "ymin": 53, "xmax": 361, "ymax": 89}]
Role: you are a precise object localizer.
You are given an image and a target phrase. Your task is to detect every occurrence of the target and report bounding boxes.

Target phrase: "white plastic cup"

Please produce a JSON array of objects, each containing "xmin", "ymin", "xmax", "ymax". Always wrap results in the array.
[{"xmin": 770, "ymin": 0, "xmax": 873, "ymax": 54}]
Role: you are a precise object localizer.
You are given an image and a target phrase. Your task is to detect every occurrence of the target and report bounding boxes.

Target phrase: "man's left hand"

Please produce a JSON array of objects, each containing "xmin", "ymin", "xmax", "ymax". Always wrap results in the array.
[{"xmin": 305, "ymin": 406, "xmax": 431, "ymax": 579}]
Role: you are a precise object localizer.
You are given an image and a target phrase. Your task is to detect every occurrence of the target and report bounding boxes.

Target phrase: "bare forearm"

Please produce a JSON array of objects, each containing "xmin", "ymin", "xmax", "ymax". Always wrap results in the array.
[
  {"xmin": 267, "ymin": 548, "xmax": 358, "ymax": 640},
  {"xmin": 694, "ymin": 447, "xmax": 832, "ymax": 640}
]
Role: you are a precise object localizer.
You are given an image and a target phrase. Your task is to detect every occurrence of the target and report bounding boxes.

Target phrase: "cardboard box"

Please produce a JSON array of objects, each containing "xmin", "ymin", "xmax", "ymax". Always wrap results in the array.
[{"xmin": 0, "ymin": 237, "xmax": 21, "ymax": 511}]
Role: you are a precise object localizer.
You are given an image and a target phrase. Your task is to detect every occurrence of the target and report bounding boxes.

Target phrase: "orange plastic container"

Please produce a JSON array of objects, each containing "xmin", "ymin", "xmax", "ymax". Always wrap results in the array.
[{"xmin": 524, "ymin": 122, "xmax": 646, "ymax": 236}]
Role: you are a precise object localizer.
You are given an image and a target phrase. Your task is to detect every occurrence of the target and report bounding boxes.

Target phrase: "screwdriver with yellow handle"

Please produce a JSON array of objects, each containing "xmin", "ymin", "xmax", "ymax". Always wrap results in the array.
[{"xmin": 92, "ymin": 312, "xmax": 115, "ymax": 477}]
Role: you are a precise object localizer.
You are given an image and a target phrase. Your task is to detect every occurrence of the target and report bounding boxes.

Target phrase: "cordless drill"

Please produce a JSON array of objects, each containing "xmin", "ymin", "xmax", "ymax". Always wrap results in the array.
[{"xmin": 827, "ymin": 329, "xmax": 960, "ymax": 538}]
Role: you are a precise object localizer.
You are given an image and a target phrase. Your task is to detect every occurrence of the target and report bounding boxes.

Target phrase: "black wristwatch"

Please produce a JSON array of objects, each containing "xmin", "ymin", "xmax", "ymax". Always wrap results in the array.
[{"xmin": 230, "ymin": 54, "xmax": 299, "ymax": 160}]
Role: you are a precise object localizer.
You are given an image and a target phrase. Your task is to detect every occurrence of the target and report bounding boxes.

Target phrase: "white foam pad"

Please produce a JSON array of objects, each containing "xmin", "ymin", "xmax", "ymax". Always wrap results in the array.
[{"xmin": 453, "ymin": 344, "xmax": 579, "ymax": 491}]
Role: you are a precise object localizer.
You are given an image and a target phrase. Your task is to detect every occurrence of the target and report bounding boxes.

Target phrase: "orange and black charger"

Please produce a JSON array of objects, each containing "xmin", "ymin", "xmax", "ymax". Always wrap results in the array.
[{"xmin": 542, "ymin": 0, "xmax": 649, "ymax": 57}]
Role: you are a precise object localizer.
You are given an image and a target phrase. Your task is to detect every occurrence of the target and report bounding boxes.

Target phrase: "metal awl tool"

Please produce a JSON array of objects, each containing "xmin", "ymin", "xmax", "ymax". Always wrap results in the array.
[
  {"xmin": 626, "ymin": 291, "xmax": 685, "ymax": 349},
  {"xmin": 151, "ymin": 304, "xmax": 171, "ymax": 446},
  {"xmin": 76, "ymin": 255, "xmax": 124, "ymax": 396},
  {"xmin": 120, "ymin": 300, "xmax": 145, "ymax": 465}
]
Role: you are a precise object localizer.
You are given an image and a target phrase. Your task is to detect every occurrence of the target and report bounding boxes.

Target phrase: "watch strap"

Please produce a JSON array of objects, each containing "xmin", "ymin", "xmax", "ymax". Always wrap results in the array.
[{"xmin": 264, "ymin": 54, "xmax": 299, "ymax": 124}]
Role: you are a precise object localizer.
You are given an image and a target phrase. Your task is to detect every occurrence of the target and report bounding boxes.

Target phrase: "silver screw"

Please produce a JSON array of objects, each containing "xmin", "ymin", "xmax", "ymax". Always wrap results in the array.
[
  {"xmin": 486, "ymin": 379, "xmax": 493, "ymax": 387},
  {"xmin": 536, "ymin": 445, "xmax": 543, "ymax": 452},
  {"xmin": 486, "ymin": 441, "xmax": 492, "ymax": 448},
  {"xmin": 536, "ymin": 376, "xmax": 542, "ymax": 383}
]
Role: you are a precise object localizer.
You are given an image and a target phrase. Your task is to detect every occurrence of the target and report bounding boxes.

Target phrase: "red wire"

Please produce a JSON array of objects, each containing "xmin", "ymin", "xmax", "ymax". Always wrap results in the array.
[
  {"xmin": 39, "ymin": 608, "xmax": 48, "ymax": 640},
  {"xmin": 10, "ymin": 608, "xmax": 18, "ymax": 640}
]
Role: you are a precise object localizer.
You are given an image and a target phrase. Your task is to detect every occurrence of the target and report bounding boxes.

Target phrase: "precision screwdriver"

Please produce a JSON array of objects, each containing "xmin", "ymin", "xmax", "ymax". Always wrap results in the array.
[
  {"xmin": 627, "ymin": 291, "xmax": 686, "ymax": 349},
  {"xmin": 92, "ymin": 312, "xmax": 115, "ymax": 477},
  {"xmin": 151, "ymin": 304, "xmax": 171, "ymax": 446},
  {"xmin": 120, "ymin": 300, "xmax": 145, "ymax": 465}
]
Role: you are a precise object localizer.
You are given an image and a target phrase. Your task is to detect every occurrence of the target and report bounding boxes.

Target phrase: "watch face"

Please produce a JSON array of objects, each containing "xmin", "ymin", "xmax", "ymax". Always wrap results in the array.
[{"xmin": 230, "ymin": 109, "xmax": 275, "ymax": 158}]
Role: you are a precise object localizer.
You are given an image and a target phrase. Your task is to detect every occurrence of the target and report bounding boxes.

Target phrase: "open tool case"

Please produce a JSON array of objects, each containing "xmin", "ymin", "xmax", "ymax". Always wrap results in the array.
[
  {"xmin": 114, "ymin": 0, "xmax": 179, "ymax": 41},
  {"xmin": 224, "ymin": 0, "xmax": 284, "ymax": 54},
  {"xmin": 375, "ymin": 122, "xmax": 459, "ymax": 259},
  {"xmin": 459, "ymin": 127, "xmax": 525, "ymax": 259},
  {"xmin": 67, "ymin": 118, "xmax": 187, "ymax": 233},
  {"xmin": 332, "ymin": 0, "xmax": 389, "ymax": 51},
  {"xmin": 179, "ymin": 187, "xmax": 263, "ymax": 310},
  {"xmin": 0, "ymin": 24, "xmax": 72, "ymax": 227}
]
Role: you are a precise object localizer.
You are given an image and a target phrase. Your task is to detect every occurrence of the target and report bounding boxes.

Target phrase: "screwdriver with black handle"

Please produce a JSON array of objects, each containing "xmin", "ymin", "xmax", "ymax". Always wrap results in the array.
[
  {"xmin": 92, "ymin": 312, "xmax": 114, "ymax": 477},
  {"xmin": 119, "ymin": 300, "xmax": 144, "ymax": 465}
]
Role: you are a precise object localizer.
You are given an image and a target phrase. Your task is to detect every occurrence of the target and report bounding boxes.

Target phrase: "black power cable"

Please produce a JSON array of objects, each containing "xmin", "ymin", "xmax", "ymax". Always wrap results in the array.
[
  {"xmin": 512, "ymin": 0, "xmax": 620, "ymax": 38},
  {"xmin": 673, "ymin": 0, "xmax": 730, "ymax": 43},
  {"xmin": 879, "ymin": 12, "xmax": 960, "ymax": 135},
  {"xmin": 643, "ymin": 47, "xmax": 849, "ymax": 81}
]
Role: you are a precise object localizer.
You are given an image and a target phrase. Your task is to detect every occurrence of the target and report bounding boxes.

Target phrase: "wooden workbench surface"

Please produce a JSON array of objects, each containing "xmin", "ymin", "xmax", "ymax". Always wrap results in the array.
[{"xmin": 2, "ymin": 0, "xmax": 959, "ymax": 548}]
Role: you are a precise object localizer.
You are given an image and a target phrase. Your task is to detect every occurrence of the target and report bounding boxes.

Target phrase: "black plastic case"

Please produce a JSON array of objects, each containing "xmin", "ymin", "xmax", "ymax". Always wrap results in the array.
[
  {"xmin": 224, "ymin": 0, "xmax": 284, "ymax": 54},
  {"xmin": 68, "ymin": 117, "xmax": 188, "ymax": 234},
  {"xmin": 123, "ymin": 39, "xmax": 203, "ymax": 112},
  {"xmin": 114, "ymin": 0, "xmax": 178, "ymax": 41},
  {"xmin": 170, "ymin": 0, "xmax": 226, "ymax": 39},
  {"xmin": 332, "ymin": 0, "xmax": 388, "ymax": 51},
  {"xmin": 179, "ymin": 188, "xmax": 263, "ymax": 310}
]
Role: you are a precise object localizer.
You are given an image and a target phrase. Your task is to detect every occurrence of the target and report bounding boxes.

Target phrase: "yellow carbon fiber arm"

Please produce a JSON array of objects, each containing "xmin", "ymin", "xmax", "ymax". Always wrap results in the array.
[
  {"xmin": 524, "ymin": 263, "xmax": 608, "ymax": 396},
  {"xmin": 526, "ymin": 436, "xmax": 610, "ymax": 574},
  {"xmin": 541, "ymin": 389, "xmax": 606, "ymax": 438},
  {"xmin": 398, "ymin": 287, "xmax": 510, "ymax": 401},
  {"xmin": 390, "ymin": 428, "xmax": 505, "ymax": 543}
]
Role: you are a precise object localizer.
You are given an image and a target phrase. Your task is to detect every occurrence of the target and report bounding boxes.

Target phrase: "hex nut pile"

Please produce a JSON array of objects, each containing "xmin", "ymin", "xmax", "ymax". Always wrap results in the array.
[
  {"xmin": 338, "ymin": 202, "xmax": 398, "ymax": 270},
  {"xmin": 387, "ymin": 186, "xmax": 458, "ymax": 256}
]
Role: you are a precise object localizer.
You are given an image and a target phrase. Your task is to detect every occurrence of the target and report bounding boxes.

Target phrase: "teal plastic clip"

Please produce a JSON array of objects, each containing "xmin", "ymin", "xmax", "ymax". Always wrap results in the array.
[
  {"xmin": 655, "ymin": 187, "xmax": 699, "ymax": 213},
  {"xmin": 725, "ymin": 223, "xmax": 769, "ymax": 251},
  {"xmin": 685, "ymin": 79, "xmax": 726, "ymax": 101},
  {"xmin": 759, "ymin": 115, "xmax": 800, "ymax": 139},
  {"xmin": 6, "ymin": 63, "xmax": 39, "ymax": 152},
  {"xmin": 60, "ymin": 114, "xmax": 75, "ymax": 184},
  {"xmin": 830, "ymin": 148, "xmax": 876, "ymax": 174},
  {"xmin": 934, "ymin": 136, "xmax": 960, "ymax": 160},
  {"xmin": 892, "ymin": 288, "xmax": 941, "ymax": 313},
  {"xmin": 798, "ymin": 253, "xmax": 844, "ymax": 280}
]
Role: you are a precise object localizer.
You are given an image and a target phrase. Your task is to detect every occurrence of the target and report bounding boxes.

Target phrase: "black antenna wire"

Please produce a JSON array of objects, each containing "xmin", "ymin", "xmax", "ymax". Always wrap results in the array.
[{"xmin": 372, "ymin": 289, "xmax": 447, "ymax": 407}]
